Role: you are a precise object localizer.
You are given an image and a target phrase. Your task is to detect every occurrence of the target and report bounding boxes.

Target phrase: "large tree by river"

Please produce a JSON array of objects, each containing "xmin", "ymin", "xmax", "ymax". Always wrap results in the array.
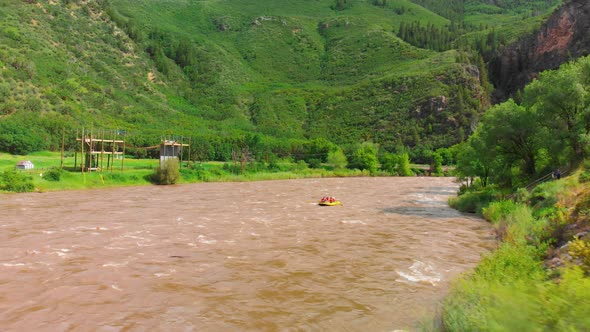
[
  {"xmin": 456, "ymin": 56, "xmax": 590, "ymax": 188},
  {"xmin": 524, "ymin": 59, "xmax": 590, "ymax": 163}
]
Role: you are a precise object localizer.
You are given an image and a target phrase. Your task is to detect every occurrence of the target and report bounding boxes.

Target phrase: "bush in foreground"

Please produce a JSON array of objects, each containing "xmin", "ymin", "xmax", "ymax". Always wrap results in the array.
[
  {"xmin": 0, "ymin": 169, "xmax": 35, "ymax": 192},
  {"xmin": 43, "ymin": 167, "xmax": 63, "ymax": 182},
  {"xmin": 444, "ymin": 263, "xmax": 590, "ymax": 331},
  {"xmin": 448, "ymin": 188, "xmax": 498, "ymax": 214},
  {"xmin": 443, "ymin": 178, "xmax": 590, "ymax": 331},
  {"xmin": 151, "ymin": 159, "xmax": 180, "ymax": 185}
]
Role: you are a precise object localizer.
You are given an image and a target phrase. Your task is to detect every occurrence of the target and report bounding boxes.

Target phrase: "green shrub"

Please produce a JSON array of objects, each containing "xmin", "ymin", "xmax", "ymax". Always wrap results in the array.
[
  {"xmin": 194, "ymin": 164, "xmax": 211, "ymax": 181},
  {"xmin": 569, "ymin": 238, "xmax": 590, "ymax": 274},
  {"xmin": 575, "ymin": 192, "xmax": 590, "ymax": 218},
  {"xmin": 444, "ymin": 264, "xmax": 590, "ymax": 331},
  {"xmin": 580, "ymin": 164, "xmax": 590, "ymax": 183},
  {"xmin": 483, "ymin": 200, "xmax": 547, "ymax": 245},
  {"xmin": 267, "ymin": 155, "xmax": 281, "ymax": 171},
  {"xmin": 529, "ymin": 179, "xmax": 572, "ymax": 210},
  {"xmin": 477, "ymin": 243, "xmax": 546, "ymax": 282},
  {"xmin": 432, "ymin": 151, "xmax": 443, "ymax": 175},
  {"xmin": 293, "ymin": 160, "xmax": 308, "ymax": 171},
  {"xmin": 103, "ymin": 172, "xmax": 143, "ymax": 184},
  {"xmin": 398, "ymin": 153, "xmax": 413, "ymax": 176},
  {"xmin": 482, "ymin": 200, "xmax": 518, "ymax": 222},
  {"xmin": 348, "ymin": 142, "xmax": 378, "ymax": 173},
  {"xmin": 307, "ymin": 158, "xmax": 322, "ymax": 169},
  {"xmin": 3, "ymin": 27, "xmax": 21, "ymax": 41},
  {"xmin": 377, "ymin": 153, "xmax": 393, "ymax": 173},
  {"xmin": 151, "ymin": 159, "xmax": 180, "ymax": 185},
  {"xmin": 327, "ymin": 149, "xmax": 348, "ymax": 170},
  {"xmin": 104, "ymin": 173, "xmax": 126, "ymax": 182},
  {"xmin": 443, "ymin": 243, "xmax": 547, "ymax": 331},
  {"xmin": 540, "ymin": 266, "xmax": 590, "ymax": 330},
  {"xmin": 448, "ymin": 189, "xmax": 497, "ymax": 214},
  {"xmin": 513, "ymin": 187, "xmax": 530, "ymax": 203},
  {"xmin": 223, "ymin": 162, "xmax": 248, "ymax": 174},
  {"xmin": 43, "ymin": 167, "xmax": 63, "ymax": 182},
  {"xmin": 0, "ymin": 169, "xmax": 35, "ymax": 192},
  {"xmin": 505, "ymin": 204, "xmax": 547, "ymax": 245}
]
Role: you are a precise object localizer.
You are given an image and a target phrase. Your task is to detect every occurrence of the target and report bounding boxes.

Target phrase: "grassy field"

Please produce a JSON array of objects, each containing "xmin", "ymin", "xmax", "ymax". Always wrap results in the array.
[
  {"xmin": 0, "ymin": 151, "xmax": 153, "ymax": 191},
  {"xmin": 0, "ymin": 151, "xmax": 382, "ymax": 192}
]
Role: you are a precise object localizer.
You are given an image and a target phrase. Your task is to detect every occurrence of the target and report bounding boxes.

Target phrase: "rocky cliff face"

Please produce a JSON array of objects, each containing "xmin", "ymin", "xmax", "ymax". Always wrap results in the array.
[{"xmin": 489, "ymin": 0, "xmax": 590, "ymax": 101}]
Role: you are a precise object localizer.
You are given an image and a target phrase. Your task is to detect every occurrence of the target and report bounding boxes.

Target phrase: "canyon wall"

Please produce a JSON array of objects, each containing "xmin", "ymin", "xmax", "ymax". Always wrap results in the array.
[{"xmin": 489, "ymin": 0, "xmax": 590, "ymax": 101}]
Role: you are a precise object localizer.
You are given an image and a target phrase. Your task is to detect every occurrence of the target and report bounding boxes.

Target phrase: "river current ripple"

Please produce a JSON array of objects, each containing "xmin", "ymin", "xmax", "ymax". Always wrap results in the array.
[{"xmin": 0, "ymin": 177, "xmax": 494, "ymax": 331}]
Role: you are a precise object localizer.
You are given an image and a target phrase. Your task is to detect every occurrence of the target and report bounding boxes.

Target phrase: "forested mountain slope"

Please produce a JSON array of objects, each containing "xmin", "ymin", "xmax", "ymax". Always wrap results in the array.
[{"xmin": 0, "ymin": 0, "xmax": 565, "ymax": 159}]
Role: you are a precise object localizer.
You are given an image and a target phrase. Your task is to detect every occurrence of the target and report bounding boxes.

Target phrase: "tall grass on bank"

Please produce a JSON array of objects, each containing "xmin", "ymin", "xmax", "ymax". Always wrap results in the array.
[
  {"xmin": 443, "ymin": 180, "xmax": 590, "ymax": 331},
  {"xmin": 444, "ymin": 262, "xmax": 590, "ymax": 331},
  {"xmin": 448, "ymin": 187, "xmax": 499, "ymax": 214},
  {"xmin": 443, "ymin": 202, "xmax": 590, "ymax": 331},
  {"xmin": 484, "ymin": 201, "xmax": 547, "ymax": 245}
]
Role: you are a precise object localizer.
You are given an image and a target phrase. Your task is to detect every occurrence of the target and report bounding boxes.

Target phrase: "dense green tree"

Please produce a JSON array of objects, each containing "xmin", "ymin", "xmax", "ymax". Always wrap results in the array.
[
  {"xmin": 436, "ymin": 147, "xmax": 454, "ymax": 165},
  {"xmin": 432, "ymin": 152, "xmax": 443, "ymax": 175},
  {"xmin": 302, "ymin": 138, "xmax": 335, "ymax": 163},
  {"xmin": 190, "ymin": 136, "xmax": 216, "ymax": 162},
  {"xmin": 327, "ymin": 148, "xmax": 348, "ymax": 169},
  {"xmin": 0, "ymin": 120, "xmax": 46, "ymax": 155},
  {"xmin": 456, "ymin": 56, "xmax": 590, "ymax": 189},
  {"xmin": 379, "ymin": 152, "xmax": 399, "ymax": 174},
  {"xmin": 348, "ymin": 142, "xmax": 379, "ymax": 173},
  {"xmin": 397, "ymin": 153, "xmax": 413, "ymax": 176},
  {"xmin": 455, "ymin": 133, "xmax": 495, "ymax": 187},
  {"xmin": 524, "ymin": 58, "xmax": 590, "ymax": 163},
  {"xmin": 478, "ymin": 99, "xmax": 539, "ymax": 177}
]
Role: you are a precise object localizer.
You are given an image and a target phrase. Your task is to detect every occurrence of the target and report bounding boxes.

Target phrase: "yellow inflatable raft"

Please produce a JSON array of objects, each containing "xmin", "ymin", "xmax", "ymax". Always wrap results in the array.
[{"xmin": 318, "ymin": 196, "xmax": 341, "ymax": 206}]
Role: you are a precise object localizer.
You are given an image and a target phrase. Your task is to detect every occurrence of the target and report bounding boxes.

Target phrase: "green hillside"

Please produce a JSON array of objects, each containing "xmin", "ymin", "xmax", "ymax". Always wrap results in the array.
[{"xmin": 0, "ymin": 0, "xmax": 561, "ymax": 160}]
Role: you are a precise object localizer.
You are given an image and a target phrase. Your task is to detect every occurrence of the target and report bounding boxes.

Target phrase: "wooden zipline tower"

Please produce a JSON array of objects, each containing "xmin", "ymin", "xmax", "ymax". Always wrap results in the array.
[
  {"xmin": 159, "ymin": 138, "xmax": 189, "ymax": 167},
  {"xmin": 75, "ymin": 128, "xmax": 126, "ymax": 172}
]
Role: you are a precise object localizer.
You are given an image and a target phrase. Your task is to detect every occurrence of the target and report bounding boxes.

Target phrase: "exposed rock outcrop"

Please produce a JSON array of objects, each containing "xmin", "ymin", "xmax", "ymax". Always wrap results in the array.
[{"xmin": 489, "ymin": 0, "xmax": 590, "ymax": 101}]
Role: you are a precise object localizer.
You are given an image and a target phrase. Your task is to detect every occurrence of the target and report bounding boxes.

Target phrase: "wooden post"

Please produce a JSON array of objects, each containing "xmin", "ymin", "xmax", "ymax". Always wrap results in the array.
[
  {"xmin": 100, "ymin": 129, "xmax": 105, "ymax": 171},
  {"xmin": 89, "ymin": 129, "xmax": 93, "ymax": 172},
  {"xmin": 179, "ymin": 137, "xmax": 183, "ymax": 168},
  {"xmin": 188, "ymin": 136, "xmax": 192, "ymax": 165},
  {"xmin": 106, "ymin": 130, "xmax": 110, "ymax": 171},
  {"xmin": 111, "ymin": 130, "xmax": 116, "ymax": 172},
  {"xmin": 74, "ymin": 128, "xmax": 78, "ymax": 170},
  {"xmin": 121, "ymin": 132, "xmax": 126, "ymax": 171},
  {"xmin": 60, "ymin": 128, "xmax": 65, "ymax": 169},
  {"xmin": 81, "ymin": 127, "xmax": 85, "ymax": 173}
]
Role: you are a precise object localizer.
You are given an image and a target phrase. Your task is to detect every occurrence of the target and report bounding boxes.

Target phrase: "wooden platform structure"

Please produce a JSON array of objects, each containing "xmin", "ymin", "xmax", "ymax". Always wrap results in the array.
[
  {"xmin": 160, "ymin": 139, "xmax": 189, "ymax": 166},
  {"xmin": 75, "ymin": 129, "xmax": 126, "ymax": 172}
]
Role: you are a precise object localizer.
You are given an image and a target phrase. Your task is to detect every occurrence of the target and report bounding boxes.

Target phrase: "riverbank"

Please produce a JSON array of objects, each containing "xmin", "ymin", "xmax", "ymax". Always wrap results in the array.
[
  {"xmin": 441, "ymin": 165, "xmax": 590, "ymax": 330},
  {"xmin": 0, "ymin": 161, "xmax": 373, "ymax": 193},
  {"xmin": 0, "ymin": 151, "xmax": 442, "ymax": 193}
]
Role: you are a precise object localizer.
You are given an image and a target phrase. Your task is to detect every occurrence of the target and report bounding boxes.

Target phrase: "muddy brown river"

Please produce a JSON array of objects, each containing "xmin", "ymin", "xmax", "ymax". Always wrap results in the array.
[{"xmin": 0, "ymin": 177, "xmax": 494, "ymax": 331}]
